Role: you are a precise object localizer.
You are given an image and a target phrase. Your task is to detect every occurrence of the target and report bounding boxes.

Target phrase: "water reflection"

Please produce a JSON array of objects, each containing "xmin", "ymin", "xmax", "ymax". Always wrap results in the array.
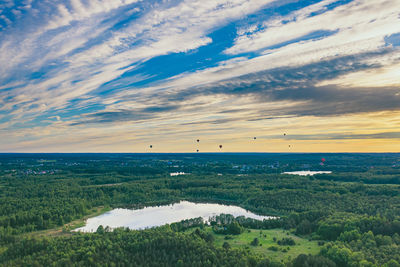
[
  {"xmin": 74, "ymin": 201, "xmax": 274, "ymax": 232},
  {"xmin": 283, "ymin": 171, "xmax": 332, "ymax": 176}
]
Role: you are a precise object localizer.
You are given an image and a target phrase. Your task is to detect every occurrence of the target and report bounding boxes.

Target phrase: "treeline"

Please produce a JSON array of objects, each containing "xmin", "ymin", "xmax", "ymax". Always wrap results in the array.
[
  {"xmin": 313, "ymin": 173, "xmax": 400, "ymax": 184},
  {"xmin": 0, "ymin": 154, "xmax": 400, "ymax": 266},
  {"xmin": 0, "ymin": 226, "xmax": 281, "ymax": 267},
  {"xmin": 170, "ymin": 214, "xmax": 400, "ymax": 266},
  {"xmin": 2, "ymin": 223, "xmax": 399, "ymax": 266},
  {"xmin": 1, "ymin": 171, "xmax": 399, "ymax": 239}
]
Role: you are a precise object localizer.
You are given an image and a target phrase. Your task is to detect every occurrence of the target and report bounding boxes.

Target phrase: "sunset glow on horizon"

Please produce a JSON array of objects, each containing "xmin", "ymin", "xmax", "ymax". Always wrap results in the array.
[{"xmin": 1, "ymin": 0, "xmax": 399, "ymax": 152}]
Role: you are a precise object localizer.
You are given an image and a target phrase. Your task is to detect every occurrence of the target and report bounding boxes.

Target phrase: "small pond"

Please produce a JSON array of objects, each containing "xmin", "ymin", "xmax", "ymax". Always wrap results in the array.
[
  {"xmin": 283, "ymin": 170, "xmax": 332, "ymax": 176},
  {"xmin": 74, "ymin": 201, "xmax": 274, "ymax": 232}
]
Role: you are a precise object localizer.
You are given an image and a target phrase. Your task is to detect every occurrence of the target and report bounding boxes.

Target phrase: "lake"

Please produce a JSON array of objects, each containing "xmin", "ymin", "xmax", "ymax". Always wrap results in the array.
[
  {"xmin": 283, "ymin": 170, "xmax": 332, "ymax": 176},
  {"xmin": 74, "ymin": 201, "xmax": 274, "ymax": 232}
]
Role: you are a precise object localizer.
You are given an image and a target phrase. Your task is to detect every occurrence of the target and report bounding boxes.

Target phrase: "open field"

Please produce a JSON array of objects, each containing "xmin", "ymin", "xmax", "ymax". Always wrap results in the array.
[{"xmin": 186, "ymin": 227, "xmax": 321, "ymax": 262}]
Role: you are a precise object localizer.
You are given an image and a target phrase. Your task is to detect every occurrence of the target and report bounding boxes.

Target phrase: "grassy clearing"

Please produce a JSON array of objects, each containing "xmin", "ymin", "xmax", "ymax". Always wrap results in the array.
[
  {"xmin": 191, "ymin": 227, "xmax": 321, "ymax": 262},
  {"xmin": 26, "ymin": 206, "xmax": 111, "ymax": 237},
  {"xmin": 69, "ymin": 206, "xmax": 111, "ymax": 230}
]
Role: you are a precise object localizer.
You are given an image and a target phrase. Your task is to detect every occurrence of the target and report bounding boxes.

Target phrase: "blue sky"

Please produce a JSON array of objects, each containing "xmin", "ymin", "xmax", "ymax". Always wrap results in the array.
[{"xmin": 0, "ymin": 0, "xmax": 400, "ymax": 152}]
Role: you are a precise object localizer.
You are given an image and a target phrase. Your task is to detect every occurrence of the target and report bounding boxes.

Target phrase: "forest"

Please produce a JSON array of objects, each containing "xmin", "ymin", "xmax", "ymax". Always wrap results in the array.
[{"xmin": 0, "ymin": 153, "xmax": 399, "ymax": 266}]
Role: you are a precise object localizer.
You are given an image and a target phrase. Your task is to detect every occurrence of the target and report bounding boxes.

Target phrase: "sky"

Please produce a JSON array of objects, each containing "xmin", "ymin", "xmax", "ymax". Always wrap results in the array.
[{"xmin": 0, "ymin": 0, "xmax": 399, "ymax": 153}]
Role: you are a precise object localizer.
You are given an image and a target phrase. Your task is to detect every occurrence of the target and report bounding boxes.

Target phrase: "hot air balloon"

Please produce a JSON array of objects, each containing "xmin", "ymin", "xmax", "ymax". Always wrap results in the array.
[{"xmin": 219, "ymin": 145, "xmax": 223, "ymax": 149}]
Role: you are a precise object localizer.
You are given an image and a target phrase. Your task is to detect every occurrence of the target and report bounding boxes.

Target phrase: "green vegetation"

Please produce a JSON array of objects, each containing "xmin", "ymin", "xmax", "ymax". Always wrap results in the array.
[
  {"xmin": 1, "ymin": 226, "xmax": 263, "ymax": 266},
  {"xmin": 25, "ymin": 206, "xmax": 112, "ymax": 238},
  {"xmin": 200, "ymin": 227, "xmax": 320, "ymax": 262},
  {"xmin": 0, "ymin": 153, "xmax": 399, "ymax": 266}
]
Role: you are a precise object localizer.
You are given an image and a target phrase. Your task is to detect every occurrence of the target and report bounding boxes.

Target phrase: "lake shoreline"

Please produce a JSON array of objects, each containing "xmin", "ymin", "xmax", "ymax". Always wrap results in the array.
[{"xmin": 74, "ymin": 201, "xmax": 276, "ymax": 232}]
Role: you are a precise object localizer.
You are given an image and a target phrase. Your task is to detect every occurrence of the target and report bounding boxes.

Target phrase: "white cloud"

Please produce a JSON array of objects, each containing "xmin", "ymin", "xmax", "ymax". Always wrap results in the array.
[
  {"xmin": 46, "ymin": 0, "xmax": 141, "ymax": 30},
  {"xmin": 0, "ymin": 0, "xmax": 273, "ymax": 125},
  {"xmin": 69, "ymin": 0, "xmax": 274, "ymax": 67},
  {"xmin": 226, "ymin": 0, "xmax": 400, "ymax": 55},
  {"xmin": 128, "ymin": 0, "xmax": 400, "ymax": 95},
  {"xmin": 318, "ymin": 61, "xmax": 400, "ymax": 88},
  {"xmin": 2, "ymin": 0, "xmax": 400, "ymax": 152}
]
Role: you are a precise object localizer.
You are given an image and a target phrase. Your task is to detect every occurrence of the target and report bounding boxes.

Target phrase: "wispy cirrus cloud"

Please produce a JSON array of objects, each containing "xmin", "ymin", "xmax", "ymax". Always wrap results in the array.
[
  {"xmin": 1, "ymin": 0, "xmax": 400, "ymax": 152},
  {"xmin": 263, "ymin": 132, "xmax": 400, "ymax": 140},
  {"xmin": 225, "ymin": 0, "xmax": 400, "ymax": 55},
  {"xmin": 0, "ymin": 0, "xmax": 273, "ymax": 120}
]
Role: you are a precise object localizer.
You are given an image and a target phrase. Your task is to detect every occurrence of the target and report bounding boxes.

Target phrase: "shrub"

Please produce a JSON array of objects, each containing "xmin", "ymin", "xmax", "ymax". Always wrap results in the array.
[{"xmin": 268, "ymin": 246, "xmax": 279, "ymax": 251}]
